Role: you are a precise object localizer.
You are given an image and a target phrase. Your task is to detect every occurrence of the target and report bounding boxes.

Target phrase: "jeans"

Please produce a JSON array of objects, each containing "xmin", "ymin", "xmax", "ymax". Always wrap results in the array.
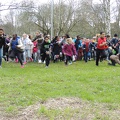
[
  {"xmin": 0, "ymin": 47, "xmax": 3, "ymax": 66},
  {"xmin": 37, "ymin": 49, "xmax": 41, "ymax": 61},
  {"xmin": 23, "ymin": 49, "xmax": 31, "ymax": 62},
  {"xmin": 33, "ymin": 52, "xmax": 37, "ymax": 62}
]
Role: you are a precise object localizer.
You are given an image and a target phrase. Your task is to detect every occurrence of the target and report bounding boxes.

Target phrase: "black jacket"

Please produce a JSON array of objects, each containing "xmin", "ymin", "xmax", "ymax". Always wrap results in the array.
[
  {"xmin": 0, "ymin": 36, "xmax": 5, "ymax": 48},
  {"xmin": 41, "ymin": 41, "xmax": 51, "ymax": 53},
  {"xmin": 52, "ymin": 40, "xmax": 62, "ymax": 55},
  {"xmin": 33, "ymin": 35, "xmax": 44, "ymax": 49}
]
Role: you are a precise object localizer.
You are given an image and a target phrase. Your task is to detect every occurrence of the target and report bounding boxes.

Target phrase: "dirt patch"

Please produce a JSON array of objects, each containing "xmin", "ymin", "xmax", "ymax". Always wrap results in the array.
[{"xmin": 0, "ymin": 97, "xmax": 120, "ymax": 120}]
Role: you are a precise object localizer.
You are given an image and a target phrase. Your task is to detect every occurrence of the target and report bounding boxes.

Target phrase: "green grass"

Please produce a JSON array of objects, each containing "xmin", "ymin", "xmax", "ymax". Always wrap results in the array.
[{"xmin": 0, "ymin": 60, "xmax": 120, "ymax": 114}]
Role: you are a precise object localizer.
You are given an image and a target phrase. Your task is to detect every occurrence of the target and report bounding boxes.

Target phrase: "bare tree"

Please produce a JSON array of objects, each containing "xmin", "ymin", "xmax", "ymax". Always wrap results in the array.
[
  {"xmin": 0, "ymin": 0, "xmax": 119, "ymax": 38},
  {"xmin": 103, "ymin": 0, "xmax": 111, "ymax": 35}
]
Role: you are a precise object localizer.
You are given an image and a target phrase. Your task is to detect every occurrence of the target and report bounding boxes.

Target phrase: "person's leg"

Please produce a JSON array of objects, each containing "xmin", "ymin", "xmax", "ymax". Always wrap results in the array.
[
  {"xmin": 35, "ymin": 52, "xmax": 37, "ymax": 62},
  {"xmin": 68, "ymin": 56, "xmax": 72, "ymax": 64},
  {"xmin": 29, "ymin": 49, "xmax": 33, "ymax": 61},
  {"xmin": 37, "ymin": 49, "xmax": 40, "ymax": 62},
  {"xmin": 111, "ymin": 60, "xmax": 116, "ymax": 66},
  {"xmin": 96, "ymin": 49, "xmax": 100, "ymax": 66},
  {"xmin": 93, "ymin": 50, "xmax": 96, "ymax": 60},
  {"xmin": 0, "ymin": 48, "xmax": 3, "ymax": 67},
  {"xmin": 42, "ymin": 53, "xmax": 46, "ymax": 63},
  {"xmin": 101, "ymin": 49, "xmax": 108, "ymax": 60},
  {"xmin": 83, "ymin": 52, "xmax": 85, "ymax": 61},
  {"xmin": 114, "ymin": 48, "xmax": 118, "ymax": 55},
  {"xmin": 45, "ymin": 54, "xmax": 50, "ymax": 67},
  {"xmin": 88, "ymin": 52, "xmax": 91, "ymax": 60},
  {"xmin": 64, "ymin": 55, "xmax": 69, "ymax": 65},
  {"xmin": 27, "ymin": 49, "xmax": 32, "ymax": 62},
  {"xmin": 84, "ymin": 52, "xmax": 87, "ymax": 62},
  {"xmin": 33, "ymin": 53, "xmax": 35, "ymax": 62},
  {"xmin": 91, "ymin": 50, "xmax": 93, "ymax": 59},
  {"xmin": 53, "ymin": 53, "xmax": 56, "ymax": 63},
  {"xmin": 33, "ymin": 52, "xmax": 37, "ymax": 62},
  {"xmin": 79, "ymin": 48, "xmax": 83, "ymax": 60},
  {"xmin": 86, "ymin": 52, "xmax": 89, "ymax": 62},
  {"xmin": 59, "ymin": 52, "xmax": 62, "ymax": 61},
  {"xmin": 39, "ymin": 49, "xmax": 41, "ymax": 60},
  {"xmin": 6, "ymin": 51, "xmax": 9, "ymax": 61},
  {"xmin": 23, "ymin": 50, "xmax": 27, "ymax": 63},
  {"xmin": 108, "ymin": 59, "xmax": 116, "ymax": 66},
  {"xmin": 16, "ymin": 52, "xmax": 23, "ymax": 66}
]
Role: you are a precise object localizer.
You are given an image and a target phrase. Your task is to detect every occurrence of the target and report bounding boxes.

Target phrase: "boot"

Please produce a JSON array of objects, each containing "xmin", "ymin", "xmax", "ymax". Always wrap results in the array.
[{"xmin": 111, "ymin": 60, "xmax": 116, "ymax": 66}]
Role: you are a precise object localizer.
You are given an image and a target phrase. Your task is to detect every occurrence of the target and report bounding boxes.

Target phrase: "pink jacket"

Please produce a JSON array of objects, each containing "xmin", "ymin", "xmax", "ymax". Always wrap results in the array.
[{"xmin": 62, "ymin": 43, "xmax": 77, "ymax": 57}]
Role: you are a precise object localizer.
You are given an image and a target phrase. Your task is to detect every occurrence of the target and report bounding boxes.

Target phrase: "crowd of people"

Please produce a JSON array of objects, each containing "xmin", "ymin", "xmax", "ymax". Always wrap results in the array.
[{"xmin": 0, "ymin": 28, "xmax": 120, "ymax": 68}]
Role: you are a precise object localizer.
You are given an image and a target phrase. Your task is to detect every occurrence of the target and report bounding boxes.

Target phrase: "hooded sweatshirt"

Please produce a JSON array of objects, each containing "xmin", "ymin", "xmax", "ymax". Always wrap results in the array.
[{"xmin": 62, "ymin": 43, "xmax": 77, "ymax": 57}]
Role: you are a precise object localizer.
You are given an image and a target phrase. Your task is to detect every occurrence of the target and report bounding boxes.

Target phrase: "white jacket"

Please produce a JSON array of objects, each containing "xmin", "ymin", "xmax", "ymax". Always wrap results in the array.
[{"xmin": 22, "ymin": 37, "xmax": 33, "ymax": 49}]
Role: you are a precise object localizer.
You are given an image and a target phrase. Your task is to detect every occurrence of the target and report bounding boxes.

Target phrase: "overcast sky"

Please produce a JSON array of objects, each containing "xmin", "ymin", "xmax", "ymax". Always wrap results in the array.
[
  {"xmin": 0, "ymin": 0, "xmax": 116, "ymax": 17},
  {"xmin": 0, "ymin": 0, "xmax": 101, "ymax": 15},
  {"xmin": 0, "ymin": 0, "xmax": 101, "ymax": 6}
]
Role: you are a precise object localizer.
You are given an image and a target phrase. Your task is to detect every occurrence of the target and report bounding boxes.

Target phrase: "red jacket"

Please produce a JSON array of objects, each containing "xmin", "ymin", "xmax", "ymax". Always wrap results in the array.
[
  {"xmin": 62, "ymin": 43, "xmax": 77, "ymax": 57},
  {"xmin": 97, "ymin": 37, "xmax": 106, "ymax": 50}
]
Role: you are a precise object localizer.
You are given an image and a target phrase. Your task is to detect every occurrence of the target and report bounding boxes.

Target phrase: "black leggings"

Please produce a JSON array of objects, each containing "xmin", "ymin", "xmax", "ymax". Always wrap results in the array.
[
  {"xmin": 42, "ymin": 53, "xmax": 50, "ymax": 66},
  {"xmin": 14, "ymin": 50, "xmax": 23, "ymax": 65}
]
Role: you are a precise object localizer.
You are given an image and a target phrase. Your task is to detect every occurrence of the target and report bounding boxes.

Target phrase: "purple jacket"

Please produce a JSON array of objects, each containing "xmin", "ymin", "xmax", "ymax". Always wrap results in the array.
[{"xmin": 62, "ymin": 43, "xmax": 77, "ymax": 57}]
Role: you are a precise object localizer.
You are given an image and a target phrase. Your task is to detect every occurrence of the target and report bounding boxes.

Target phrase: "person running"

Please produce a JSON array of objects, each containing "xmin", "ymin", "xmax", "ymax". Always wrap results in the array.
[
  {"xmin": 51, "ymin": 36, "xmax": 62, "ymax": 63},
  {"xmin": 62, "ymin": 38, "xmax": 77, "ymax": 65},
  {"xmin": 96, "ymin": 32, "xmax": 107, "ymax": 66},
  {"xmin": 33, "ymin": 31, "xmax": 44, "ymax": 63},
  {"xmin": 22, "ymin": 33, "xmax": 33, "ymax": 64},
  {"xmin": 9, "ymin": 34, "xmax": 24, "ymax": 68},
  {"xmin": 82, "ymin": 38, "xmax": 90, "ymax": 62},
  {"xmin": 0, "ymin": 28, "xmax": 6, "ymax": 68},
  {"xmin": 41, "ymin": 36, "xmax": 51, "ymax": 68},
  {"xmin": 32, "ymin": 39, "xmax": 38, "ymax": 62}
]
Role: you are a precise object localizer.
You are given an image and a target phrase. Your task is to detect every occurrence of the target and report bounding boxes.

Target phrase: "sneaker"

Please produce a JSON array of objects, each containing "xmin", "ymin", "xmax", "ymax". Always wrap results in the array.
[
  {"xmin": 45, "ymin": 66, "xmax": 49, "ymax": 68},
  {"xmin": 96, "ymin": 64, "xmax": 98, "ymax": 66},
  {"xmin": 64, "ymin": 62, "xmax": 68, "ymax": 66},
  {"xmin": 38, "ymin": 60, "xmax": 42, "ymax": 63},
  {"xmin": 108, "ymin": 63, "xmax": 115, "ymax": 66},
  {"xmin": 30, "ymin": 58, "xmax": 33, "ymax": 62},
  {"xmin": 15, "ymin": 58, "xmax": 18, "ymax": 63},
  {"xmin": 68, "ymin": 62, "xmax": 72, "ymax": 65},
  {"xmin": 0, "ymin": 66, "xmax": 2, "ymax": 68},
  {"xmin": 21, "ymin": 65, "xmax": 24, "ymax": 68},
  {"xmin": 23, "ymin": 62, "xmax": 27, "ymax": 65}
]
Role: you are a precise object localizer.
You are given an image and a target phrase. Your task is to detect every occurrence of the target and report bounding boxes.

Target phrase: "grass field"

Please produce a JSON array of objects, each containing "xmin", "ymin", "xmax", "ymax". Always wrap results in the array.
[{"xmin": 0, "ymin": 60, "xmax": 120, "ymax": 120}]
